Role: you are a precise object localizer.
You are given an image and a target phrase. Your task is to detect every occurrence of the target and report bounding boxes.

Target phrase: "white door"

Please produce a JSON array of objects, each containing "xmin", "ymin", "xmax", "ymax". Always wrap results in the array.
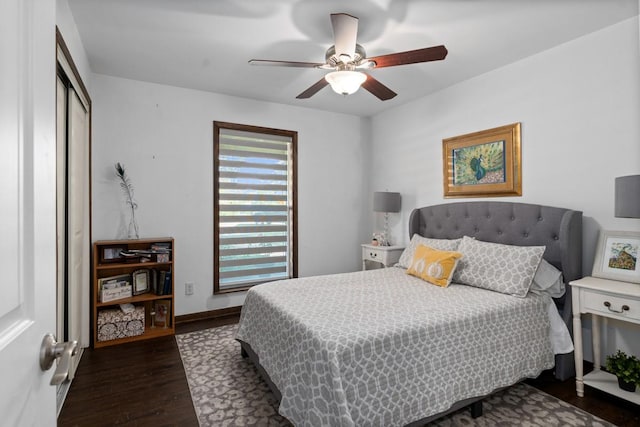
[{"xmin": 0, "ymin": 0, "xmax": 58, "ymax": 425}]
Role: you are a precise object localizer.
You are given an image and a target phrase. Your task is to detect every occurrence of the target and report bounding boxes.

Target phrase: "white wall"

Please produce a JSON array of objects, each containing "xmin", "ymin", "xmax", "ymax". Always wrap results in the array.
[
  {"xmin": 91, "ymin": 74, "xmax": 369, "ymax": 315},
  {"xmin": 370, "ymin": 17, "xmax": 640, "ymax": 360}
]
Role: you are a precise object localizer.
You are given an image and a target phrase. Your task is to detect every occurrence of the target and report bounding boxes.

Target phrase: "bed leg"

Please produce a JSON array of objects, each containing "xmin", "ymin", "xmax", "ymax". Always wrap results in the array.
[
  {"xmin": 470, "ymin": 401, "xmax": 483, "ymax": 418},
  {"xmin": 240, "ymin": 346, "xmax": 248, "ymax": 359}
]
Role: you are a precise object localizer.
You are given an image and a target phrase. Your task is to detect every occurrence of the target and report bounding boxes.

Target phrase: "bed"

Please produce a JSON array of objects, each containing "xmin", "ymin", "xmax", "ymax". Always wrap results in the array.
[{"xmin": 236, "ymin": 201, "xmax": 582, "ymax": 426}]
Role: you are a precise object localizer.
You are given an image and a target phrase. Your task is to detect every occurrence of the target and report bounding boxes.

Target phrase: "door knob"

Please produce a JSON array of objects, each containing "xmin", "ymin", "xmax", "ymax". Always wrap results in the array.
[{"xmin": 39, "ymin": 334, "xmax": 78, "ymax": 385}]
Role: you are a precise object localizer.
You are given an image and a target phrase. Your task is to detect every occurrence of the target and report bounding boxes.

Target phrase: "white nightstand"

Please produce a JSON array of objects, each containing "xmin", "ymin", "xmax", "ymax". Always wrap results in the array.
[
  {"xmin": 570, "ymin": 276, "xmax": 640, "ymax": 404},
  {"xmin": 361, "ymin": 244, "xmax": 404, "ymax": 270}
]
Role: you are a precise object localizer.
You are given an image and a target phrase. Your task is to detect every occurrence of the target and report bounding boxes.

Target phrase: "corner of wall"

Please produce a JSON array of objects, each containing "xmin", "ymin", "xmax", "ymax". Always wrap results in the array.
[
  {"xmin": 360, "ymin": 116, "xmax": 374, "ymax": 243},
  {"xmin": 56, "ymin": 0, "xmax": 92, "ymax": 91}
]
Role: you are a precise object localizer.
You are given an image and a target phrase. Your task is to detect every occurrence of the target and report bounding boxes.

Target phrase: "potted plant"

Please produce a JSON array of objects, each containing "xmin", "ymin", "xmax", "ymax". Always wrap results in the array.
[{"xmin": 605, "ymin": 350, "xmax": 640, "ymax": 392}]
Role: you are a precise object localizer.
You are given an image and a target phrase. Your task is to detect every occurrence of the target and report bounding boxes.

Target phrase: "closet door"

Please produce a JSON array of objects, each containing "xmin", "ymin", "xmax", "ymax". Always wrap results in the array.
[
  {"xmin": 56, "ymin": 76, "xmax": 68, "ymax": 345},
  {"xmin": 55, "ymin": 36, "xmax": 91, "ymax": 411},
  {"xmin": 64, "ymin": 86, "xmax": 90, "ymax": 379}
]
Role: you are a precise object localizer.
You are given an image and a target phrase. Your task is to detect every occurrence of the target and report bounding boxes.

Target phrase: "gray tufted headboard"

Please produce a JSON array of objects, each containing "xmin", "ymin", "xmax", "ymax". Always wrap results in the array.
[
  {"xmin": 408, "ymin": 201, "xmax": 583, "ymax": 380},
  {"xmin": 408, "ymin": 201, "xmax": 582, "ymax": 282}
]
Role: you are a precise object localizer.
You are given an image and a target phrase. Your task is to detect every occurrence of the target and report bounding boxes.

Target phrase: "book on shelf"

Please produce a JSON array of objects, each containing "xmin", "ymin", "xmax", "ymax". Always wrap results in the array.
[
  {"xmin": 150, "ymin": 268, "xmax": 158, "ymax": 294},
  {"xmin": 118, "ymin": 246, "xmax": 171, "ymax": 263},
  {"xmin": 158, "ymin": 271, "xmax": 166, "ymax": 295},
  {"xmin": 120, "ymin": 246, "xmax": 171, "ymax": 257},
  {"xmin": 157, "ymin": 270, "xmax": 172, "ymax": 295},
  {"xmin": 163, "ymin": 270, "xmax": 172, "ymax": 295},
  {"xmin": 150, "ymin": 242, "xmax": 171, "ymax": 252}
]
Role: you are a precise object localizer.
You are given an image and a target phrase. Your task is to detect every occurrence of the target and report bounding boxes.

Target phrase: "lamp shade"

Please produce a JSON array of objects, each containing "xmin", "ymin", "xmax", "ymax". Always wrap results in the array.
[
  {"xmin": 325, "ymin": 71, "xmax": 366, "ymax": 95},
  {"xmin": 615, "ymin": 175, "xmax": 640, "ymax": 218},
  {"xmin": 373, "ymin": 192, "xmax": 401, "ymax": 213}
]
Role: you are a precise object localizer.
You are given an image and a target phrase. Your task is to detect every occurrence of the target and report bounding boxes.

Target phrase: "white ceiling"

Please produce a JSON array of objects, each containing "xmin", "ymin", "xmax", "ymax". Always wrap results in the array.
[{"xmin": 68, "ymin": 0, "xmax": 639, "ymax": 117}]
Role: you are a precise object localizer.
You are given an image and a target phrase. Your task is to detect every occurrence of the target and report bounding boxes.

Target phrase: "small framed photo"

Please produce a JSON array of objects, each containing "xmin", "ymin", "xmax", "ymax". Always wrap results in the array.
[
  {"xmin": 132, "ymin": 269, "xmax": 150, "ymax": 295},
  {"xmin": 100, "ymin": 245, "xmax": 125, "ymax": 263},
  {"xmin": 592, "ymin": 230, "xmax": 640, "ymax": 283},
  {"xmin": 154, "ymin": 299, "xmax": 171, "ymax": 327}
]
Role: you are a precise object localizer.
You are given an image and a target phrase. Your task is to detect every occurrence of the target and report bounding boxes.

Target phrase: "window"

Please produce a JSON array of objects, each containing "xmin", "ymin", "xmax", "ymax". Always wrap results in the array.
[{"xmin": 214, "ymin": 122, "xmax": 297, "ymax": 293}]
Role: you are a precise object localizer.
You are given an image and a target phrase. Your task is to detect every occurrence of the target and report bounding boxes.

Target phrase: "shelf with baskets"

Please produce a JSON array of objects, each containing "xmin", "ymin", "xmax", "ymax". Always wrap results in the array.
[{"xmin": 92, "ymin": 237, "xmax": 175, "ymax": 348}]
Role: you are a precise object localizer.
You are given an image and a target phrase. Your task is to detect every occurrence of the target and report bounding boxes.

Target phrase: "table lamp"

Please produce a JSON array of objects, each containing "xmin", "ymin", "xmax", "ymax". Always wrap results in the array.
[
  {"xmin": 615, "ymin": 175, "xmax": 640, "ymax": 218},
  {"xmin": 373, "ymin": 191, "xmax": 401, "ymax": 246}
]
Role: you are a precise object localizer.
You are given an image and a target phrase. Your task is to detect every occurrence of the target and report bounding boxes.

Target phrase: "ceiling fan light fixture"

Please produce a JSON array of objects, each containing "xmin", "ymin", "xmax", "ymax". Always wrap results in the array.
[
  {"xmin": 325, "ymin": 70, "xmax": 367, "ymax": 95},
  {"xmin": 251, "ymin": 13, "xmax": 447, "ymax": 101}
]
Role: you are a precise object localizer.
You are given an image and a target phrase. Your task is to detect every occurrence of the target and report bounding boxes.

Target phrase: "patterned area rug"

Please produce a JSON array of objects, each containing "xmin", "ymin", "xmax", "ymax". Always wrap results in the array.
[{"xmin": 176, "ymin": 324, "xmax": 614, "ymax": 427}]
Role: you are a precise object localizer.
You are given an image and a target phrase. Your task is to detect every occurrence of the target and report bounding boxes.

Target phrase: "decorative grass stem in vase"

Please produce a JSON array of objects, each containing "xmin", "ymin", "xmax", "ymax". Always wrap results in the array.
[{"xmin": 115, "ymin": 162, "xmax": 139, "ymax": 239}]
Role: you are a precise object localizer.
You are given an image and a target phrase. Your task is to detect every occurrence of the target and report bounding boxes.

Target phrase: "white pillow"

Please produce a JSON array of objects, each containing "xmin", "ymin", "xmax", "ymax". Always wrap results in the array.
[
  {"xmin": 529, "ymin": 259, "xmax": 565, "ymax": 298},
  {"xmin": 453, "ymin": 236, "xmax": 545, "ymax": 298},
  {"xmin": 396, "ymin": 234, "xmax": 462, "ymax": 269}
]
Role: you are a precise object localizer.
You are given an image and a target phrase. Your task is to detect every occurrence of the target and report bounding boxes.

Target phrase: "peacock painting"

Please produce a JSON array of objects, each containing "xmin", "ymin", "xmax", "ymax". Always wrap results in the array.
[
  {"xmin": 469, "ymin": 154, "xmax": 486, "ymax": 181},
  {"xmin": 453, "ymin": 140, "xmax": 506, "ymax": 185}
]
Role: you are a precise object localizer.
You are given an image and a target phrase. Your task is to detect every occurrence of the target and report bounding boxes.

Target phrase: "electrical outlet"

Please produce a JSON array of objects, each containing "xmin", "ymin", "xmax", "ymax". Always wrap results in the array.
[{"xmin": 185, "ymin": 282, "xmax": 194, "ymax": 295}]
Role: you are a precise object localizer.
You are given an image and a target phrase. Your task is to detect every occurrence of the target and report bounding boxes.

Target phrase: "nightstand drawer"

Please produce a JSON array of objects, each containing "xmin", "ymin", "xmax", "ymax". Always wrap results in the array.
[
  {"xmin": 364, "ymin": 247, "xmax": 385, "ymax": 262},
  {"xmin": 583, "ymin": 291, "xmax": 640, "ymax": 321},
  {"xmin": 361, "ymin": 244, "xmax": 404, "ymax": 270}
]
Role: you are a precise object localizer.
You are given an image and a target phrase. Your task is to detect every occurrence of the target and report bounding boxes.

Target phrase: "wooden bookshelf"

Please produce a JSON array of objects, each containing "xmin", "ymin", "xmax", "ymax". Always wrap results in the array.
[{"xmin": 92, "ymin": 238, "xmax": 175, "ymax": 348}]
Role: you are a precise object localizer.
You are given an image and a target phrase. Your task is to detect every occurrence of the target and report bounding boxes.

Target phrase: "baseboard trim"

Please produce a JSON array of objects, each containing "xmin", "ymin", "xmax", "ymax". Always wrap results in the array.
[{"xmin": 175, "ymin": 306, "xmax": 242, "ymax": 325}]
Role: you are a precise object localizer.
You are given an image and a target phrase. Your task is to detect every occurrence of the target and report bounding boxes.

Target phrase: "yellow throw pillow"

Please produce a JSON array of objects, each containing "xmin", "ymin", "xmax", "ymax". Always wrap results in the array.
[{"xmin": 406, "ymin": 245, "xmax": 463, "ymax": 287}]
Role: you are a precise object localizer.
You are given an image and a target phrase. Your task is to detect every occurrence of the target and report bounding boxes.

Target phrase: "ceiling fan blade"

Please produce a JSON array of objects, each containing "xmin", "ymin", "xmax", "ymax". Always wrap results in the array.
[
  {"xmin": 249, "ymin": 59, "xmax": 324, "ymax": 68},
  {"xmin": 296, "ymin": 78, "xmax": 329, "ymax": 99},
  {"xmin": 331, "ymin": 13, "xmax": 358, "ymax": 62},
  {"xmin": 361, "ymin": 75, "xmax": 397, "ymax": 101},
  {"xmin": 368, "ymin": 45, "xmax": 448, "ymax": 68}
]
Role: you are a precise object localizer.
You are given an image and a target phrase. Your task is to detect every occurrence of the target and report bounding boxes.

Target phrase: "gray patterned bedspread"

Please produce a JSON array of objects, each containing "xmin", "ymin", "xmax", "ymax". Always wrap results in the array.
[{"xmin": 236, "ymin": 267, "xmax": 555, "ymax": 427}]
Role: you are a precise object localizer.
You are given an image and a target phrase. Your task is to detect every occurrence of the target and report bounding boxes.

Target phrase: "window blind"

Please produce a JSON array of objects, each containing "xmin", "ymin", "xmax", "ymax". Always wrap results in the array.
[{"xmin": 215, "ymin": 125, "xmax": 296, "ymax": 292}]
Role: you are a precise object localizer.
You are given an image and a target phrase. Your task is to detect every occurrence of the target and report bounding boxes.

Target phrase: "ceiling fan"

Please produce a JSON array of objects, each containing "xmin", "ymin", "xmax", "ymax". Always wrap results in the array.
[{"xmin": 249, "ymin": 13, "xmax": 448, "ymax": 101}]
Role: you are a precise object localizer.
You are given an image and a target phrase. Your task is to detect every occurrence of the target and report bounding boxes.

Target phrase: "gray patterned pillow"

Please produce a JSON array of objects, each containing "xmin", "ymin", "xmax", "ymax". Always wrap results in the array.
[
  {"xmin": 397, "ymin": 234, "xmax": 462, "ymax": 269},
  {"xmin": 453, "ymin": 236, "xmax": 545, "ymax": 298}
]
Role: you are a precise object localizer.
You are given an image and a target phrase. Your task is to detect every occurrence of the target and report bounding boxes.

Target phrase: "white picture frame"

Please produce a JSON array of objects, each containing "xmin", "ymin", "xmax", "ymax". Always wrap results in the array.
[{"xmin": 592, "ymin": 230, "xmax": 640, "ymax": 283}]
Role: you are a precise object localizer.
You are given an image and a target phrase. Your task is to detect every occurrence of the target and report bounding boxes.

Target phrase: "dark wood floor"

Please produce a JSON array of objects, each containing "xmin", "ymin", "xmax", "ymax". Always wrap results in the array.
[{"xmin": 59, "ymin": 315, "xmax": 639, "ymax": 426}]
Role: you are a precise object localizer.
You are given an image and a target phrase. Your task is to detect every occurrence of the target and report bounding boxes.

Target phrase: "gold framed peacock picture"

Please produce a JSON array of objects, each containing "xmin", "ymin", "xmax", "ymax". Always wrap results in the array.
[{"xmin": 442, "ymin": 123, "xmax": 521, "ymax": 198}]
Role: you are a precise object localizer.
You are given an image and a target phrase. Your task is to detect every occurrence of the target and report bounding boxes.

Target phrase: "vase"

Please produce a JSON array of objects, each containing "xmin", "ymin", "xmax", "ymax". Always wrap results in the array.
[
  {"xmin": 617, "ymin": 376, "xmax": 637, "ymax": 392},
  {"xmin": 128, "ymin": 205, "xmax": 139, "ymax": 239}
]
